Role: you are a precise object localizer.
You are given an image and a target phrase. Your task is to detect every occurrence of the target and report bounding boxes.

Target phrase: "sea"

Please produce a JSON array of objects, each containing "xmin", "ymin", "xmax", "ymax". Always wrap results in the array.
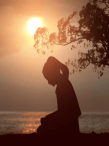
[{"xmin": 0, "ymin": 111, "xmax": 109, "ymax": 135}]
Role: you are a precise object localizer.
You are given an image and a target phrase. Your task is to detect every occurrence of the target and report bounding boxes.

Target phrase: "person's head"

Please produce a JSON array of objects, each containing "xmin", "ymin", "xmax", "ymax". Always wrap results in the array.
[
  {"xmin": 42, "ymin": 56, "xmax": 69, "ymax": 86},
  {"xmin": 42, "ymin": 57, "xmax": 61, "ymax": 86}
]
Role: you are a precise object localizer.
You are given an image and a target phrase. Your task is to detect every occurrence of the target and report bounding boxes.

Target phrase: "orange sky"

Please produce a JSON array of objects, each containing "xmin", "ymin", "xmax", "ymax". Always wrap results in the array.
[{"xmin": 1, "ymin": 0, "xmax": 109, "ymax": 112}]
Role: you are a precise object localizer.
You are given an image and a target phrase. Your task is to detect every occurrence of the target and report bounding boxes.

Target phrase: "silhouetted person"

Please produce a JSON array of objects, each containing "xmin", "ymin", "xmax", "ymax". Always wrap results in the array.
[{"xmin": 37, "ymin": 56, "xmax": 81, "ymax": 135}]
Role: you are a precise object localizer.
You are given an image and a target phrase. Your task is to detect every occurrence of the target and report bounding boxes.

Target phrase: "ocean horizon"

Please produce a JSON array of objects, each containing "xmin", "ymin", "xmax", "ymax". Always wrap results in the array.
[{"xmin": 0, "ymin": 111, "xmax": 109, "ymax": 135}]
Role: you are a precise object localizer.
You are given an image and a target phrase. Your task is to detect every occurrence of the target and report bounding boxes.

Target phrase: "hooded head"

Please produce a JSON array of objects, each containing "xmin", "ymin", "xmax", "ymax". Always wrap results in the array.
[{"xmin": 42, "ymin": 56, "xmax": 69, "ymax": 86}]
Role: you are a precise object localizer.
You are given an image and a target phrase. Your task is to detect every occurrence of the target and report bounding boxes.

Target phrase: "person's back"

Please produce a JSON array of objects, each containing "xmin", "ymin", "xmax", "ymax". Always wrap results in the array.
[{"xmin": 56, "ymin": 79, "xmax": 81, "ymax": 121}]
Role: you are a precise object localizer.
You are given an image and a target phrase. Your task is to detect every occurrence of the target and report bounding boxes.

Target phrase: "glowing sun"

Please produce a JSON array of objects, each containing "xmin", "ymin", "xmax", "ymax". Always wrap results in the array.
[{"xmin": 27, "ymin": 18, "xmax": 42, "ymax": 35}]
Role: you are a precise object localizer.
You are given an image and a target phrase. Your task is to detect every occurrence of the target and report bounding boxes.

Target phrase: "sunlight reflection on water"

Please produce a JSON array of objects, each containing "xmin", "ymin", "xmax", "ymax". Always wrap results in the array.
[
  {"xmin": 0, "ymin": 112, "xmax": 49, "ymax": 135},
  {"xmin": 1, "ymin": 112, "xmax": 109, "ymax": 135}
]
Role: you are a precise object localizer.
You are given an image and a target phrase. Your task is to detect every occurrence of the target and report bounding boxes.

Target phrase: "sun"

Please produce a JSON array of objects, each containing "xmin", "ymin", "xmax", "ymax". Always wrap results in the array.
[{"xmin": 27, "ymin": 18, "xmax": 42, "ymax": 35}]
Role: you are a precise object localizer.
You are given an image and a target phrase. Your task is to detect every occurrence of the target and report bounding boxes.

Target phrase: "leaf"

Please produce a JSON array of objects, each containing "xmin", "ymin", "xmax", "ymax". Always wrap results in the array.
[
  {"xmin": 71, "ymin": 45, "xmax": 76, "ymax": 50},
  {"xmin": 37, "ymin": 49, "xmax": 40, "ymax": 54},
  {"xmin": 41, "ymin": 50, "xmax": 45, "ymax": 55},
  {"xmin": 77, "ymin": 40, "xmax": 83, "ymax": 44}
]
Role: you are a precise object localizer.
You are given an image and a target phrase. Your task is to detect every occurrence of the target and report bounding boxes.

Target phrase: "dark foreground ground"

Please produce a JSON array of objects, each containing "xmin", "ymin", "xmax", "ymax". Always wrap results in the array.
[{"xmin": 0, "ymin": 132, "xmax": 109, "ymax": 145}]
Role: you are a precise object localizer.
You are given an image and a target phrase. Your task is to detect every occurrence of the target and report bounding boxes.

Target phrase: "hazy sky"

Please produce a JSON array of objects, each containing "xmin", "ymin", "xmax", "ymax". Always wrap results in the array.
[{"xmin": 1, "ymin": 0, "xmax": 109, "ymax": 112}]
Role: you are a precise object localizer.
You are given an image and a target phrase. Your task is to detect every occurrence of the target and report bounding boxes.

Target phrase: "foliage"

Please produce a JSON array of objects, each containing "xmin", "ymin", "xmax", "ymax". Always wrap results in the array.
[{"xmin": 34, "ymin": 0, "xmax": 109, "ymax": 78}]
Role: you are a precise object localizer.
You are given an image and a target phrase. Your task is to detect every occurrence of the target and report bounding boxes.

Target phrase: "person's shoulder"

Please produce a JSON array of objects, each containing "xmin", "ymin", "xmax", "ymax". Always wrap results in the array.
[
  {"xmin": 65, "ymin": 79, "xmax": 72, "ymax": 86},
  {"xmin": 56, "ymin": 79, "xmax": 72, "ymax": 91}
]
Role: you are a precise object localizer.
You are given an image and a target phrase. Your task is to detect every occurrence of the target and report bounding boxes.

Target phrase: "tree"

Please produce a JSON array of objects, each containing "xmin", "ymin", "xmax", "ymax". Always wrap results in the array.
[{"xmin": 34, "ymin": 0, "xmax": 109, "ymax": 78}]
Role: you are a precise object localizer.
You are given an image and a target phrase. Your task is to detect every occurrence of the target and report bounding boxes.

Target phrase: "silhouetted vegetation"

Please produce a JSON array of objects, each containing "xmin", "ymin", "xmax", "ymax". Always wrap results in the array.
[{"xmin": 34, "ymin": 0, "xmax": 109, "ymax": 78}]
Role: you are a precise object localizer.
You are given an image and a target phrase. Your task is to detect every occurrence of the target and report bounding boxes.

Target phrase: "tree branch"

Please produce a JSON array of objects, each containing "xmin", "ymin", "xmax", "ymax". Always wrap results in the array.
[{"xmin": 53, "ymin": 37, "xmax": 84, "ymax": 46}]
